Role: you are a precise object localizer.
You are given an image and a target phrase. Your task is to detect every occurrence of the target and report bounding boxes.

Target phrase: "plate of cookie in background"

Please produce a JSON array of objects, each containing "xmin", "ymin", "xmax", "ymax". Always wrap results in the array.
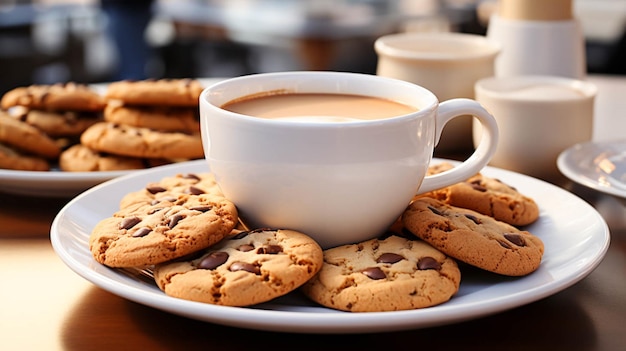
[
  {"xmin": 0, "ymin": 78, "xmax": 222, "ymax": 197},
  {"xmin": 50, "ymin": 159, "xmax": 610, "ymax": 333}
]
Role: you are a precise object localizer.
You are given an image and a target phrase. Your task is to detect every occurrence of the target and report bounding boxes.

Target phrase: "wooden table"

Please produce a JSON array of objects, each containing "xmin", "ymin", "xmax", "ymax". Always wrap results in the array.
[{"xmin": 2, "ymin": 75, "xmax": 625, "ymax": 350}]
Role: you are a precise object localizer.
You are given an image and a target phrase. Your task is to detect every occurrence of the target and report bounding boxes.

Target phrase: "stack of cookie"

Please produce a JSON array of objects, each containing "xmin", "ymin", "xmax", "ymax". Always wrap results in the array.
[
  {"xmin": 63, "ymin": 79, "xmax": 205, "ymax": 172},
  {"xmin": 89, "ymin": 172, "xmax": 325, "ymax": 307},
  {"xmin": 0, "ymin": 83, "xmax": 105, "ymax": 171}
]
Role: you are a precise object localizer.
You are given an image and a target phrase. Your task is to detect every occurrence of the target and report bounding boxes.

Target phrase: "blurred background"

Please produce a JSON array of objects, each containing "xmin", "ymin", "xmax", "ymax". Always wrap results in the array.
[{"xmin": 1, "ymin": 0, "xmax": 625, "ymax": 96}]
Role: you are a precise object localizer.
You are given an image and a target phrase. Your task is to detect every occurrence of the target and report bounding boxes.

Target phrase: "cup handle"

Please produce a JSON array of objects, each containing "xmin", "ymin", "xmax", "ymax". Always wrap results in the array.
[{"xmin": 417, "ymin": 98, "xmax": 499, "ymax": 194}]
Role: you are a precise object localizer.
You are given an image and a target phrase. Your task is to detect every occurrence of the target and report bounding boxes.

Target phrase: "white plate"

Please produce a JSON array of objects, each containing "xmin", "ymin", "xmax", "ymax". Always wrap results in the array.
[
  {"xmin": 50, "ymin": 159, "xmax": 610, "ymax": 334},
  {"xmin": 0, "ymin": 168, "xmax": 132, "ymax": 198},
  {"xmin": 558, "ymin": 140, "xmax": 626, "ymax": 198}
]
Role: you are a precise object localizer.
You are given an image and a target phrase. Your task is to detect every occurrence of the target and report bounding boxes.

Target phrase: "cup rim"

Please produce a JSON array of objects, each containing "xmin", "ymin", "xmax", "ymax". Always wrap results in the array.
[
  {"xmin": 474, "ymin": 75, "xmax": 597, "ymax": 102},
  {"xmin": 374, "ymin": 32, "xmax": 501, "ymax": 62},
  {"xmin": 200, "ymin": 71, "xmax": 439, "ymax": 126}
]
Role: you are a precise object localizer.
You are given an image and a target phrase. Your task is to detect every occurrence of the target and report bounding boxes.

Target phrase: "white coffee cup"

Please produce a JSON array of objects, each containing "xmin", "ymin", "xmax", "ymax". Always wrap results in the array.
[
  {"xmin": 200, "ymin": 71, "xmax": 499, "ymax": 248},
  {"xmin": 375, "ymin": 32, "xmax": 500, "ymax": 152},
  {"xmin": 473, "ymin": 75, "xmax": 596, "ymax": 182}
]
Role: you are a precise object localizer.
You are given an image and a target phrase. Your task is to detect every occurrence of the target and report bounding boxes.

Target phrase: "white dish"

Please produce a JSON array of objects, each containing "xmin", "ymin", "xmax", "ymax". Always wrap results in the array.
[
  {"xmin": 51, "ymin": 159, "xmax": 610, "ymax": 334},
  {"xmin": 0, "ymin": 168, "xmax": 132, "ymax": 198},
  {"xmin": 558, "ymin": 140, "xmax": 626, "ymax": 198}
]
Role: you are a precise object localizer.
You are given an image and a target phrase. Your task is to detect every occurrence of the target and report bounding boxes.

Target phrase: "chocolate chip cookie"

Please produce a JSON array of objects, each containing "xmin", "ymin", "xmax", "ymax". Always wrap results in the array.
[
  {"xmin": 0, "ymin": 143, "xmax": 49, "ymax": 171},
  {"xmin": 1, "ymin": 82, "xmax": 105, "ymax": 111},
  {"xmin": 301, "ymin": 235, "xmax": 461, "ymax": 312},
  {"xmin": 80, "ymin": 122, "xmax": 204, "ymax": 160},
  {"xmin": 13, "ymin": 108, "xmax": 102, "ymax": 138},
  {"xmin": 119, "ymin": 172, "xmax": 223, "ymax": 209},
  {"xmin": 104, "ymin": 79, "xmax": 204, "ymax": 107},
  {"xmin": 59, "ymin": 144, "xmax": 149, "ymax": 172},
  {"xmin": 104, "ymin": 100, "xmax": 200, "ymax": 133},
  {"xmin": 153, "ymin": 228, "xmax": 323, "ymax": 306},
  {"xmin": 0, "ymin": 112, "xmax": 61, "ymax": 159},
  {"xmin": 89, "ymin": 192, "xmax": 238, "ymax": 267},
  {"xmin": 418, "ymin": 162, "xmax": 540, "ymax": 226},
  {"xmin": 402, "ymin": 197, "xmax": 544, "ymax": 276}
]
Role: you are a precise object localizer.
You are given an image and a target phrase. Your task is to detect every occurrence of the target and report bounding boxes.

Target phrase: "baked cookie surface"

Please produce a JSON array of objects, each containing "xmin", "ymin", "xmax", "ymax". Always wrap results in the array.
[
  {"xmin": 119, "ymin": 172, "xmax": 223, "ymax": 209},
  {"xmin": 59, "ymin": 144, "xmax": 148, "ymax": 172},
  {"xmin": 0, "ymin": 143, "xmax": 49, "ymax": 171},
  {"xmin": 418, "ymin": 162, "xmax": 540, "ymax": 226},
  {"xmin": 104, "ymin": 101, "xmax": 200, "ymax": 133},
  {"xmin": 153, "ymin": 228, "xmax": 323, "ymax": 306},
  {"xmin": 1, "ymin": 82, "xmax": 105, "ymax": 111},
  {"xmin": 80, "ymin": 122, "xmax": 204, "ymax": 159},
  {"xmin": 300, "ymin": 235, "xmax": 461, "ymax": 312},
  {"xmin": 104, "ymin": 79, "xmax": 204, "ymax": 107},
  {"xmin": 15, "ymin": 109, "xmax": 102, "ymax": 138},
  {"xmin": 402, "ymin": 197, "xmax": 544, "ymax": 276},
  {"xmin": 0, "ymin": 112, "xmax": 61, "ymax": 159},
  {"xmin": 89, "ymin": 193, "xmax": 238, "ymax": 267}
]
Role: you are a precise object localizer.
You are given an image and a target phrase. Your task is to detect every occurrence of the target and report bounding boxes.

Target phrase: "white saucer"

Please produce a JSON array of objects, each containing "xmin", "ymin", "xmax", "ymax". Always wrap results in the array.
[
  {"xmin": 558, "ymin": 140, "xmax": 626, "ymax": 198},
  {"xmin": 50, "ymin": 159, "xmax": 610, "ymax": 334}
]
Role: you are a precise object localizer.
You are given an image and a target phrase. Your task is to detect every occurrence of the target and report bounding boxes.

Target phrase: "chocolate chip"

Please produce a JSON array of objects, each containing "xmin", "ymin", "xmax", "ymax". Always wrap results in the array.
[
  {"xmin": 230, "ymin": 231, "xmax": 250, "ymax": 240},
  {"xmin": 132, "ymin": 227, "xmax": 151, "ymax": 238},
  {"xmin": 237, "ymin": 244, "xmax": 254, "ymax": 252},
  {"xmin": 168, "ymin": 214, "xmax": 184, "ymax": 229},
  {"xmin": 427, "ymin": 206, "xmax": 444, "ymax": 216},
  {"xmin": 469, "ymin": 180, "xmax": 487, "ymax": 192},
  {"xmin": 250, "ymin": 228, "xmax": 274, "ymax": 233},
  {"xmin": 119, "ymin": 217, "xmax": 141, "ymax": 230},
  {"xmin": 187, "ymin": 186, "xmax": 205, "ymax": 195},
  {"xmin": 504, "ymin": 233, "xmax": 526, "ymax": 246},
  {"xmin": 362, "ymin": 267, "xmax": 386, "ymax": 280},
  {"xmin": 465, "ymin": 214, "xmax": 481, "ymax": 224},
  {"xmin": 498, "ymin": 240, "xmax": 512, "ymax": 249},
  {"xmin": 189, "ymin": 205, "xmax": 212, "ymax": 212},
  {"xmin": 146, "ymin": 186, "xmax": 167, "ymax": 194},
  {"xmin": 198, "ymin": 251, "xmax": 229, "ymax": 270},
  {"xmin": 377, "ymin": 253, "xmax": 404, "ymax": 264},
  {"xmin": 147, "ymin": 207, "xmax": 164, "ymax": 215},
  {"xmin": 151, "ymin": 196, "xmax": 176, "ymax": 205},
  {"xmin": 257, "ymin": 245, "xmax": 282, "ymax": 254},
  {"xmin": 229, "ymin": 261, "xmax": 260, "ymax": 274},
  {"xmin": 183, "ymin": 173, "xmax": 201, "ymax": 181},
  {"xmin": 417, "ymin": 257, "xmax": 441, "ymax": 270}
]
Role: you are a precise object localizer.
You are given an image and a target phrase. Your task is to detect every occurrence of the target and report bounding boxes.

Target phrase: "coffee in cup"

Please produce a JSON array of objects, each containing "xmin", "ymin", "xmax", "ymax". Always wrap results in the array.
[
  {"xmin": 200, "ymin": 71, "xmax": 499, "ymax": 249},
  {"xmin": 221, "ymin": 93, "xmax": 417, "ymax": 122}
]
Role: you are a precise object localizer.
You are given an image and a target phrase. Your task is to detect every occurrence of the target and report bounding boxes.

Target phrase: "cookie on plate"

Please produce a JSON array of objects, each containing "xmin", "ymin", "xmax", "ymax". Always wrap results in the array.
[
  {"xmin": 417, "ymin": 162, "xmax": 540, "ymax": 226},
  {"xmin": 80, "ymin": 122, "xmax": 204, "ymax": 160},
  {"xmin": 104, "ymin": 100, "xmax": 200, "ymax": 133},
  {"xmin": 402, "ymin": 197, "xmax": 544, "ymax": 276},
  {"xmin": 59, "ymin": 144, "xmax": 149, "ymax": 172},
  {"xmin": 89, "ymin": 192, "xmax": 238, "ymax": 267},
  {"xmin": 119, "ymin": 172, "xmax": 223, "ymax": 209},
  {"xmin": 0, "ymin": 142, "xmax": 49, "ymax": 171},
  {"xmin": 1, "ymin": 82, "xmax": 105, "ymax": 111},
  {"xmin": 300, "ymin": 235, "xmax": 461, "ymax": 312},
  {"xmin": 104, "ymin": 79, "xmax": 204, "ymax": 107},
  {"xmin": 13, "ymin": 108, "xmax": 102, "ymax": 138},
  {"xmin": 0, "ymin": 112, "xmax": 61, "ymax": 159},
  {"xmin": 153, "ymin": 228, "xmax": 323, "ymax": 306}
]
